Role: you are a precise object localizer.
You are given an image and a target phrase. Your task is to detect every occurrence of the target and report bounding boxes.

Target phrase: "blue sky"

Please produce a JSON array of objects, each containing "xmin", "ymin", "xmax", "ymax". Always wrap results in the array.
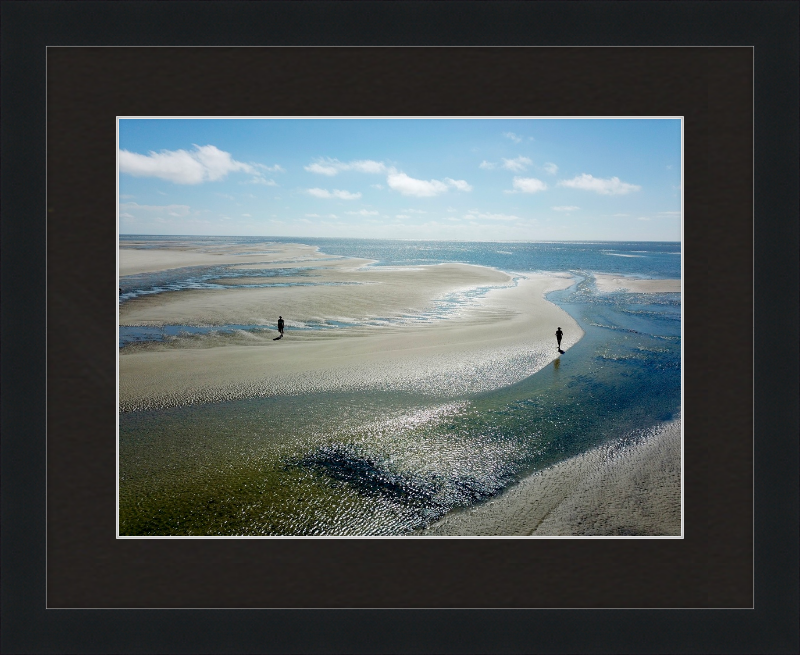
[{"xmin": 118, "ymin": 118, "xmax": 681, "ymax": 241}]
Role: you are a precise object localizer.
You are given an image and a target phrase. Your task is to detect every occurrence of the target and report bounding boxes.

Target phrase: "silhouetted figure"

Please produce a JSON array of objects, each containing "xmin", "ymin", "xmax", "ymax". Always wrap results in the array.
[
  {"xmin": 556, "ymin": 327, "xmax": 564, "ymax": 353},
  {"xmin": 278, "ymin": 316, "xmax": 285, "ymax": 337}
]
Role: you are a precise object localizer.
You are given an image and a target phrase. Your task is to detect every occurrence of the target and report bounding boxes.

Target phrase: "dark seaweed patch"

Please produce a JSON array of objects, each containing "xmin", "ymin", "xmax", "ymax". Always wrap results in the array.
[
  {"xmin": 288, "ymin": 444, "xmax": 512, "ymax": 528},
  {"xmin": 290, "ymin": 445, "xmax": 441, "ymax": 506}
]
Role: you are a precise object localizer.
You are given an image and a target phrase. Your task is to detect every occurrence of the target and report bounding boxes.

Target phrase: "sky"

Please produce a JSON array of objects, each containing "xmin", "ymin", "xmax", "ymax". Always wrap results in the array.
[{"xmin": 118, "ymin": 118, "xmax": 682, "ymax": 241}]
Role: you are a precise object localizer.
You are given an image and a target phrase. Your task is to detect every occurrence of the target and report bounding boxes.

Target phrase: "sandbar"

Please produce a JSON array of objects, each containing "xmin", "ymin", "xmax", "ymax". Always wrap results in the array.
[
  {"xmin": 120, "ymin": 261, "xmax": 512, "ymax": 327},
  {"xmin": 119, "ymin": 242, "xmax": 582, "ymax": 411},
  {"xmin": 594, "ymin": 273, "xmax": 681, "ymax": 294},
  {"xmin": 119, "ymin": 241, "xmax": 331, "ymax": 276},
  {"xmin": 415, "ymin": 417, "xmax": 681, "ymax": 537}
]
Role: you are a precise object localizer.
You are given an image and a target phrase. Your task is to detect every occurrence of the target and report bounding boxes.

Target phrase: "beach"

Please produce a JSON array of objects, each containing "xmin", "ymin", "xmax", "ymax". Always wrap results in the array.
[
  {"xmin": 118, "ymin": 238, "xmax": 681, "ymax": 537},
  {"xmin": 119, "ymin": 241, "xmax": 581, "ymax": 411},
  {"xmin": 415, "ymin": 417, "xmax": 681, "ymax": 536}
]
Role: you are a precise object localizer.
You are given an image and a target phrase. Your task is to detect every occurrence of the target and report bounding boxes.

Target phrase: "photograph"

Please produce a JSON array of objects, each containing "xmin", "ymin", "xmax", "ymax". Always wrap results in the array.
[
  {"xmin": 4, "ymin": 0, "xmax": 791, "ymax": 644},
  {"xmin": 118, "ymin": 117, "xmax": 682, "ymax": 538}
]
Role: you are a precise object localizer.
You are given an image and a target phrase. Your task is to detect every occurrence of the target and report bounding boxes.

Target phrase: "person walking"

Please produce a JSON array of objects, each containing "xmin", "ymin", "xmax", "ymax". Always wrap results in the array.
[
  {"xmin": 555, "ymin": 327, "xmax": 563, "ymax": 352},
  {"xmin": 278, "ymin": 315, "xmax": 285, "ymax": 338}
]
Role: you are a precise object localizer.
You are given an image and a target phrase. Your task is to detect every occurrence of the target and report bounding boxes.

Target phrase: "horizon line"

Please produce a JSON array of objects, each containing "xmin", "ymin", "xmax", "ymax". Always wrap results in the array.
[{"xmin": 119, "ymin": 233, "xmax": 681, "ymax": 244}]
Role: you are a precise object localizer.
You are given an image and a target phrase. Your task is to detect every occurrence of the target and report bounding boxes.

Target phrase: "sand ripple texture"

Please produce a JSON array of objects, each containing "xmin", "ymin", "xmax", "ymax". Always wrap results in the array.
[{"xmin": 415, "ymin": 418, "xmax": 681, "ymax": 537}]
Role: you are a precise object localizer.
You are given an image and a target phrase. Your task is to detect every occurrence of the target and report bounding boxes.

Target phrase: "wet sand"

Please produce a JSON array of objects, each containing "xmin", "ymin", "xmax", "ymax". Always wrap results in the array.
[
  {"xmin": 416, "ymin": 418, "xmax": 682, "ymax": 537},
  {"xmin": 119, "ymin": 242, "xmax": 582, "ymax": 411},
  {"xmin": 119, "ymin": 241, "xmax": 329, "ymax": 276},
  {"xmin": 594, "ymin": 273, "xmax": 681, "ymax": 294}
]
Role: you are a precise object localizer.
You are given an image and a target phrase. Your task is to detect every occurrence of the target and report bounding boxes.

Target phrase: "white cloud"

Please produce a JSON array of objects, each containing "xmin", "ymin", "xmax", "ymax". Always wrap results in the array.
[
  {"xmin": 332, "ymin": 190, "xmax": 360, "ymax": 200},
  {"xmin": 543, "ymin": 162, "xmax": 558, "ymax": 175},
  {"xmin": 371, "ymin": 183, "xmax": 384, "ymax": 190},
  {"xmin": 387, "ymin": 172, "xmax": 449, "ymax": 197},
  {"xmin": 502, "ymin": 156, "xmax": 532, "ymax": 172},
  {"xmin": 242, "ymin": 213, "xmax": 251, "ymax": 217},
  {"xmin": 386, "ymin": 170, "xmax": 471, "ymax": 197},
  {"xmin": 305, "ymin": 161, "xmax": 340, "ymax": 176},
  {"xmin": 345, "ymin": 209, "xmax": 380, "ymax": 216},
  {"xmin": 305, "ymin": 157, "xmax": 386, "ymax": 176},
  {"xmin": 445, "ymin": 178, "xmax": 472, "ymax": 192},
  {"xmin": 395, "ymin": 214, "xmax": 410, "ymax": 219},
  {"xmin": 552, "ymin": 206, "xmax": 579, "ymax": 212},
  {"xmin": 503, "ymin": 132, "xmax": 523, "ymax": 143},
  {"xmin": 350, "ymin": 160, "xmax": 387, "ymax": 174},
  {"xmin": 636, "ymin": 216, "xmax": 651, "ymax": 221},
  {"xmin": 306, "ymin": 188, "xmax": 362, "ymax": 200},
  {"xmin": 511, "ymin": 177, "xmax": 548, "ymax": 193},
  {"xmin": 558, "ymin": 174, "xmax": 641, "ymax": 195},
  {"xmin": 403, "ymin": 209, "xmax": 427, "ymax": 214},
  {"xmin": 479, "ymin": 160, "xmax": 497, "ymax": 170},
  {"xmin": 119, "ymin": 144, "xmax": 257, "ymax": 185}
]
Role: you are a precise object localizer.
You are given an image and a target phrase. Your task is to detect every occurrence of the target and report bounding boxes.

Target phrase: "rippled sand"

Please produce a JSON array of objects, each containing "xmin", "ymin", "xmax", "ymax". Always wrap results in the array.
[
  {"xmin": 594, "ymin": 273, "xmax": 681, "ymax": 294},
  {"xmin": 415, "ymin": 418, "xmax": 682, "ymax": 537},
  {"xmin": 119, "ymin": 242, "xmax": 582, "ymax": 411}
]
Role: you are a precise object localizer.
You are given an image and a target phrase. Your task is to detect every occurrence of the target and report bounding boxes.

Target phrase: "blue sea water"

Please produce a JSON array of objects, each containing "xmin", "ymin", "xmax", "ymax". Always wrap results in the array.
[
  {"xmin": 120, "ymin": 234, "xmax": 680, "ymax": 278},
  {"xmin": 118, "ymin": 236, "xmax": 681, "ymax": 536}
]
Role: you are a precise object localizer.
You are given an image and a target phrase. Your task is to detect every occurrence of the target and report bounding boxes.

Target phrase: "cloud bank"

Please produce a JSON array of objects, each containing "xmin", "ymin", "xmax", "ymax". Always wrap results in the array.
[
  {"xmin": 120, "ymin": 202, "xmax": 191, "ymax": 217},
  {"xmin": 466, "ymin": 210, "xmax": 521, "ymax": 222},
  {"xmin": 119, "ymin": 145, "xmax": 268, "ymax": 185}
]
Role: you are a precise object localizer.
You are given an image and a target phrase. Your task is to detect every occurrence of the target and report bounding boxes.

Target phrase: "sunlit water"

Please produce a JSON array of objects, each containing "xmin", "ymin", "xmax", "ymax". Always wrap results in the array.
[{"xmin": 118, "ymin": 238, "xmax": 681, "ymax": 536}]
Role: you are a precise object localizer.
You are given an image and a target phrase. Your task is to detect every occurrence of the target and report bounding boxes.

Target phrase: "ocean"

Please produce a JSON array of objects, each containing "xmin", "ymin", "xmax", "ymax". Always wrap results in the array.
[{"xmin": 118, "ymin": 237, "xmax": 681, "ymax": 536}]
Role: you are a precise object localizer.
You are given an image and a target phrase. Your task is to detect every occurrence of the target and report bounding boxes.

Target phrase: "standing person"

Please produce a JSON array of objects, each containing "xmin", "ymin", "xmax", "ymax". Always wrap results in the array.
[
  {"xmin": 555, "ymin": 327, "xmax": 563, "ymax": 351},
  {"xmin": 278, "ymin": 315, "xmax": 285, "ymax": 338}
]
